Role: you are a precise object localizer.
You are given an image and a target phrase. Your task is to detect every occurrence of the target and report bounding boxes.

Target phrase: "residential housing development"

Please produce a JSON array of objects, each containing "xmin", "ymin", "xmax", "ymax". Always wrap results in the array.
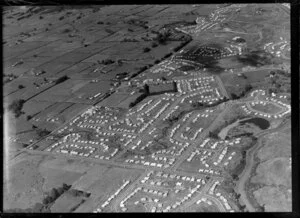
[{"xmin": 3, "ymin": 4, "xmax": 291, "ymax": 213}]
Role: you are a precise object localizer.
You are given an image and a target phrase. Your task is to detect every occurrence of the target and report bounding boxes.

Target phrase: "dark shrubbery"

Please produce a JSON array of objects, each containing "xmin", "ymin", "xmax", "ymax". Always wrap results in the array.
[
  {"xmin": 155, "ymin": 30, "xmax": 172, "ymax": 44},
  {"xmin": 100, "ymin": 59, "xmax": 115, "ymax": 65},
  {"xmin": 230, "ymin": 84, "xmax": 252, "ymax": 100},
  {"xmin": 129, "ymin": 84, "xmax": 149, "ymax": 108},
  {"xmin": 8, "ymin": 99, "xmax": 25, "ymax": 118},
  {"xmin": 41, "ymin": 183, "xmax": 72, "ymax": 207},
  {"xmin": 129, "ymin": 93, "xmax": 148, "ymax": 108},
  {"xmin": 208, "ymin": 131, "xmax": 219, "ymax": 139},
  {"xmin": 143, "ymin": 47, "xmax": 151, "ymax": 53},
  {"xmin": 55, "ymin": 75, "xmax": 69, "ymax": 84},
  {"xmin": 36, "ymin": 128, "xmax": 51, "ymax": 138},
  {"xmin": 151, "ymin": 42, "xmax": 158, "ymax": 48}
]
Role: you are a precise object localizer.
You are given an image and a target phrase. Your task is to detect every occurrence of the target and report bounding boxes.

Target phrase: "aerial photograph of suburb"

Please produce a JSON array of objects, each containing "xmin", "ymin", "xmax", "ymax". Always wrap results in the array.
[{"xmin": 3, "ymin": 4, "xmax": 291, "ymax": 213}]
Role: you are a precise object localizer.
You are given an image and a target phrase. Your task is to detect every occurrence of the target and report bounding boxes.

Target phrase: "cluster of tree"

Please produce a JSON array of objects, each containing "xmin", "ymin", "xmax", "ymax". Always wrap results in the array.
[
  {"xmin": 70, "ymin": 199, "xmax": 86, "ymax": 212},
  {"xmin": 4, "ymin": 73, "xmax": 17, "ymax": 84},
  {"xmin": 43, "ymin": 183, "xmax": 71, "ymax": 205},
  {"xmin": 129, "ymin": 92, "xmax": 148, "ymax": 108},
  {"xmin": 115, "ymin": 72, "xmax": 128, "ymax": 80},
  {"xmin": 122, "ymin": 38, "xmax": 138, "ymax": 42},
  {"xmin": 143, "ymin": 47, "xmax": 151, "ymax": 53},
  {"xmin": 8, "ymin": 99, "xmax": 26, "ymax": 118},
  {"xmin": 225, "ymin": 132, "xmax": 253, "ymax": 140},
  {"xmin": 267, "ymin": 70, "xmax": 290, "ymax": 94},
  {"xmin": 68, "ymin": 189, "xmax": 91, "ymax": 198},
  {"xmin": 36, "ymin": 128, "xmax": 51, "ymax": 138},
  {"xmin": 257, "ymin": 205, "xmax": 265, "ymax": 212},
  {"xmin": 55, "ymin": 75, "xmax": 69, "ymax": 85},
  {"xmin": 151, "ymin": 42, "xmax": 158, "ymax": 48},
  {"xmin": 163, "ymin": 52, "xmax": 173, "ymax": 60},
  {"xmin": 126, "ymin": 19, "xmax": 148, "ymax": 29},
  {"xmin": 154, "ymin": 29, "xmax": 172, "ymax": 44},
  {"xmin": 230, "ymin": 84, "xmax": 253, "ymax": 100},
  {"xmin": 192, "ymin": 97, "xmax": 229, "ymax": 109},
  {"xmin": 99, "ymin": 59, "xmax": 115, "ymax": 65},
  {"xmin": 129, "ymin": 84, "xmax": 150, "ymax": 108},
  {"xmin": 130, "ymin": 65, "xmax": 151, "ymax": 79},
  {"xmin": 208, "ymin": 131, "xmax": 220, "ymax": 139},
  {"xmin": 7, "ymin": 183, "xmax": 74, "ymax": 212},
  {"xmin": 173, "ymin": 37, "xmax": 192, "ymax": 52},
  {"xmin": 165, "ymin": 110, "xmax": 186, "ymax": 125},
  {"xmin": 231, "ymin": 156, "xmax": 246, "ymax": 178},
  {"xmin": 104, "ymin": 28, "xmax": 115, "ymax": 34}
]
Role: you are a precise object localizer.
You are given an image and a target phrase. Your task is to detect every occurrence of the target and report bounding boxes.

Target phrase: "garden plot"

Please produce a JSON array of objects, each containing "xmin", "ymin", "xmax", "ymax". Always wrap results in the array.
[
  {"xmin": 23, "ymin": 60, "xmax": 74, "ymax": 79},
  {"xmin": 3, "ymin": 76, "xmax": 55, "ymax": 99},
  {"xmin": 55, "ymin": 62, "xmax": 95, "ymax": 78},
  {"xmin": 67, "ymin": 64, "xmax": 116, "ymax": 80},
  {"xmin": 53, "ymin": 50, "xmax": 96, "ymax": 63},
  {"xmin": 33, "ymin": 79, "xmax": 91, "ymax": 103},
  {"xmin": 4, "ymin": 63, "xmax": 36, "ymax": 77},
  {"xmin": 5, "ymin": 113, "xmax": 35, "ymax": 137},
  {"xmin": 22, "ymin": 99, "xmax": 55, "ymax": 117},
  {"xmin": 31, "ymin": 102, "xmax": 73, "ymax": 123},
  {"xmin": 116, "ymin": 170, "xmax": 209, "ymax": 212},
  {"xmin": 3, "ymin": 41, "xmax": 50, "ymax": 60},
  {"xmin": 66, "ymin": 80, "xmax": 111, "ymax": 104},
  {"xmin": 48, "ymin": 103, "xmax": 90, "ymax": 125}
]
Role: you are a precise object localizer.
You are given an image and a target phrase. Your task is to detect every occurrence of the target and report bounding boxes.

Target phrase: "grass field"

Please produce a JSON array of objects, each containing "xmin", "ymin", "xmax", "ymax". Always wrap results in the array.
[
  {"xmin": 249, "ymin": 122, "xmax": 291, "ymax": 211},
  {"xmin": 74, "ymin": 167, "xmax": 143, "ymax": 212},
  {"xmin": 253, "ymin": 186, "xmax": 291, "ymax": 212},
  {"xmin": 33, "ymin": 79, "xmax": 91, "ymax": 102},
  {"xmin": 50, "ymin": 192, "xmax": 85, "ymax": 212},
  {"xmin": 243, "ymin": 70, "xmax": 270, "ymax": 83},
  {"xmin": 250, "ymin": 102, "xmax": 282, "ymax": 114}
]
